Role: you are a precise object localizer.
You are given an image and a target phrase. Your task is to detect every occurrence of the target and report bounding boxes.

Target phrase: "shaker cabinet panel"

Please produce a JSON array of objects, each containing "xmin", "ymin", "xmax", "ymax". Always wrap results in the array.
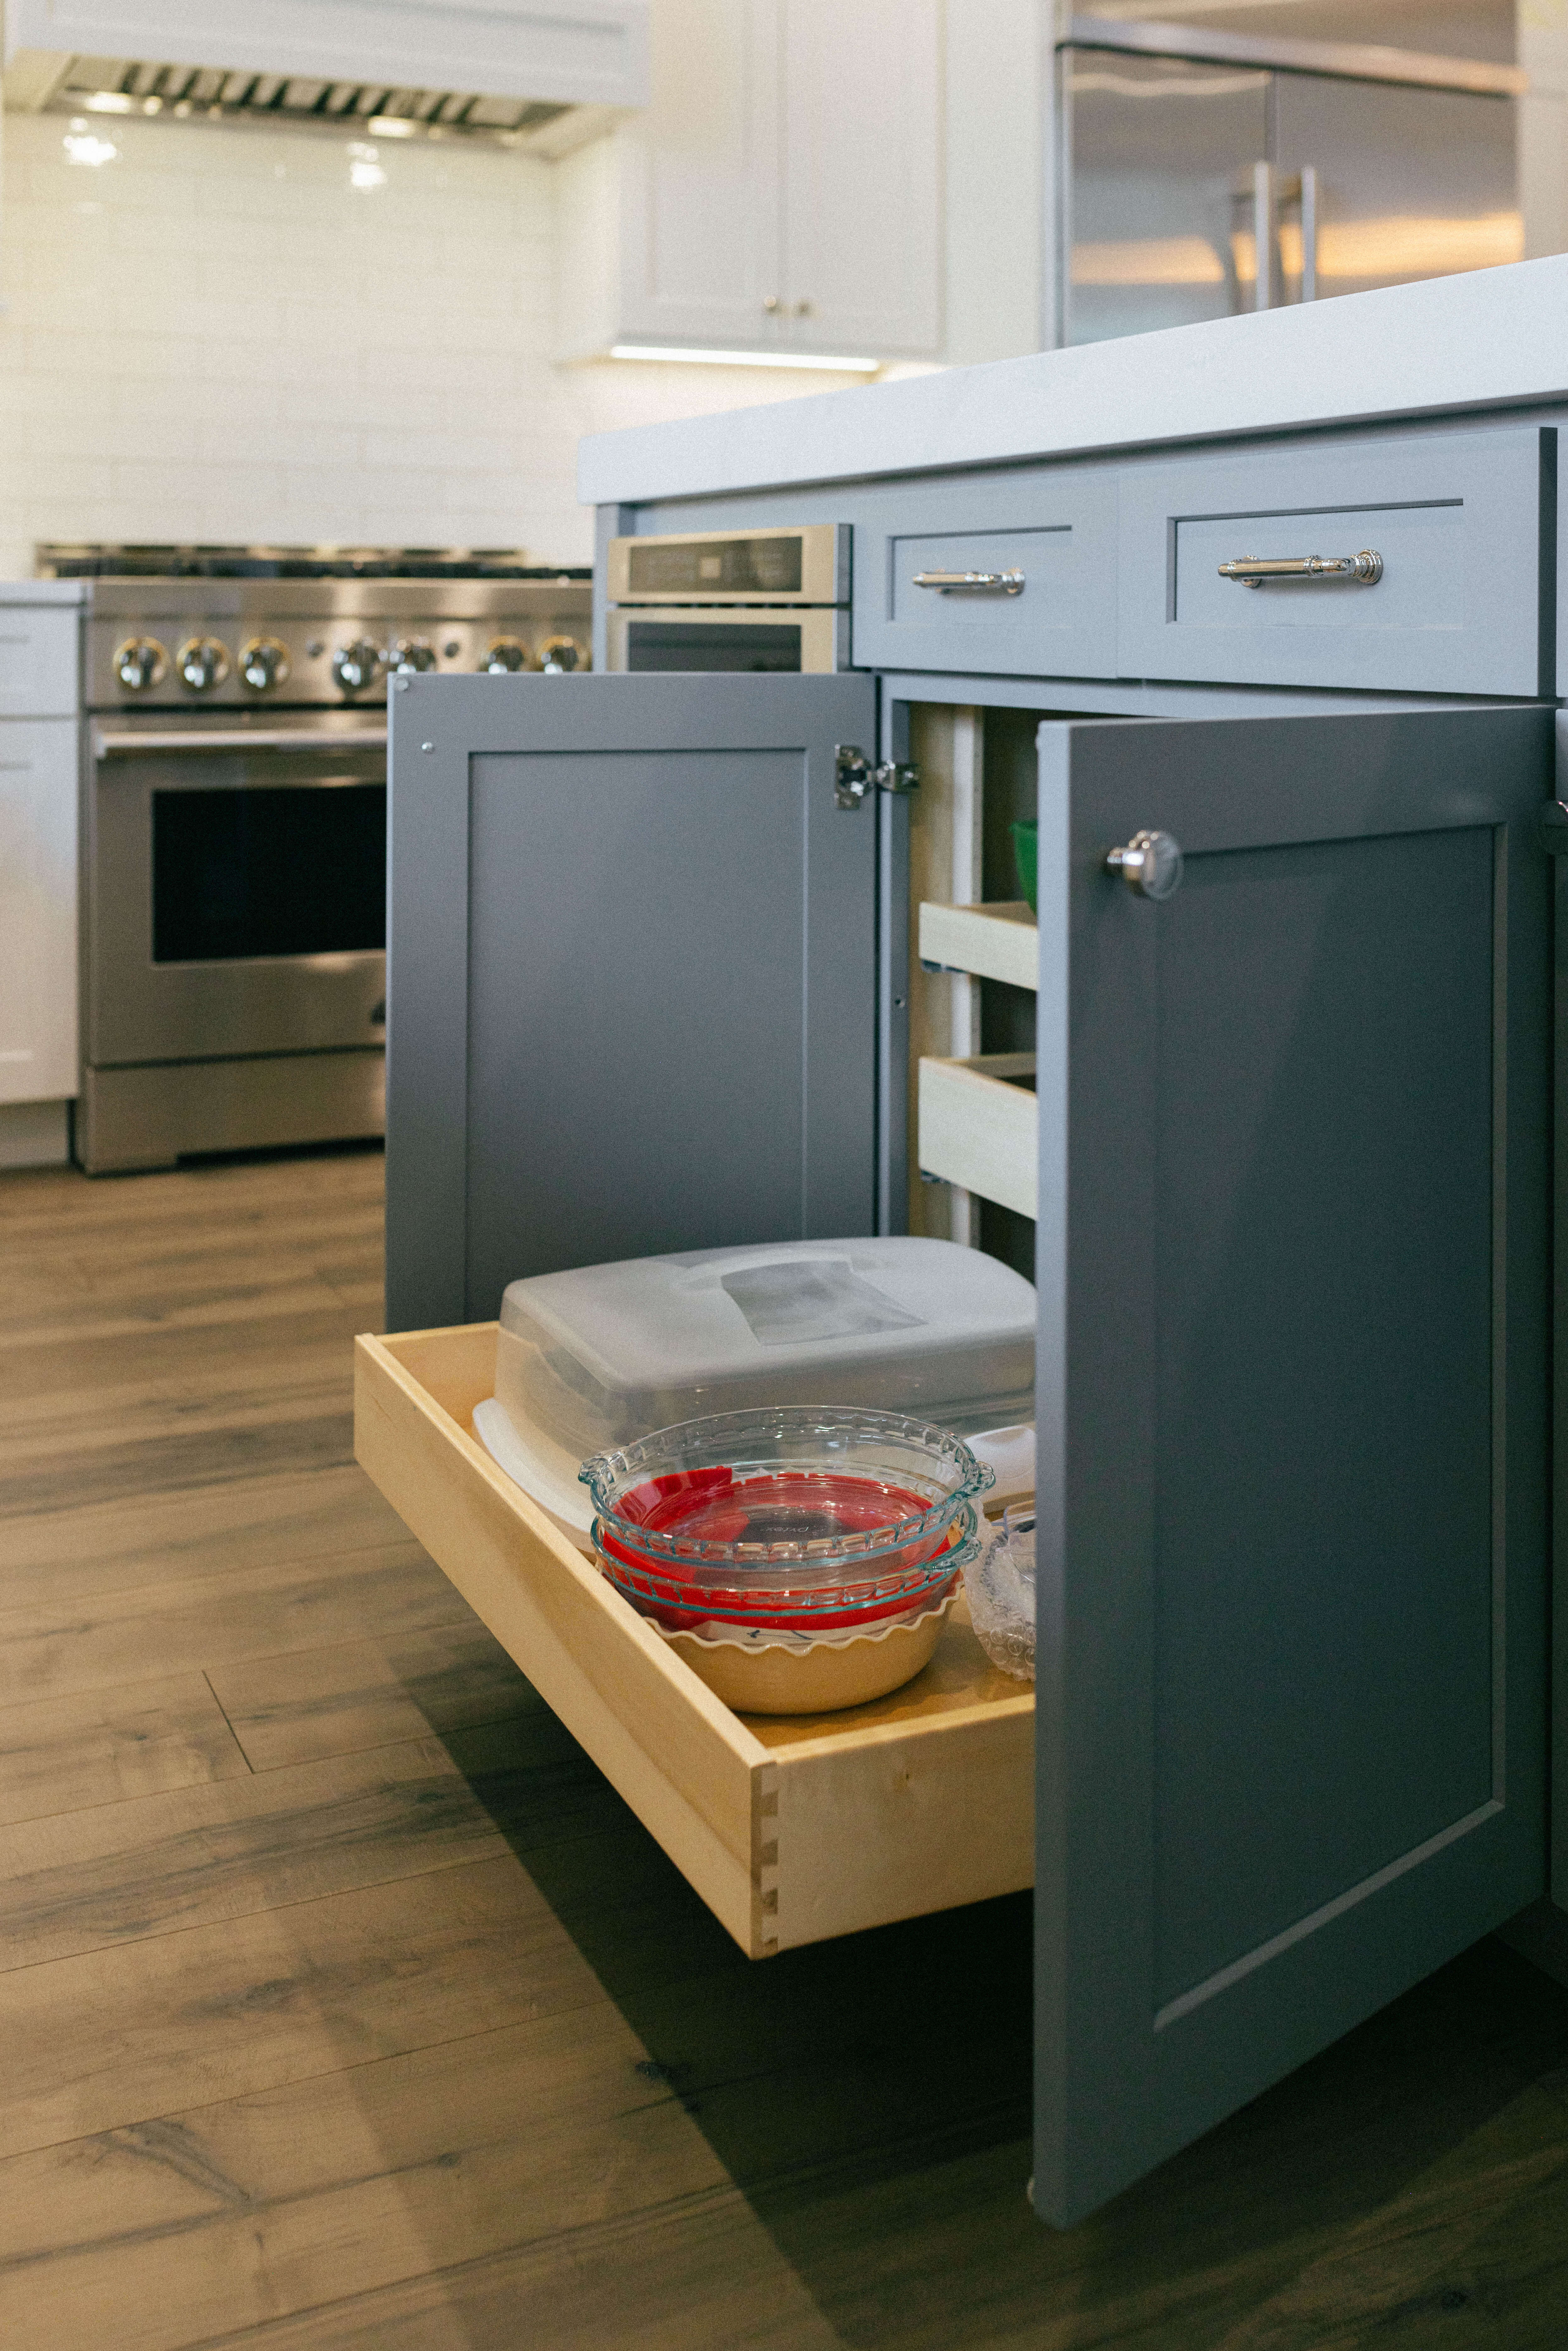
[
  {"xmin": 1118, "ymin": 427, "xmax": 1552, "ymax": 696},
  {"xmin": 612, "ymin": 0, "xmax": 781, "ymax": 349},
  {"xmin": 852, "ymin": 468, "xmax": 1119, "ymax": 676},
  {"xmin": 1033, "ymin": 704, "xmax": 1551, "ymax": 2224},
  {"xmin": 778, "ymin": 0, "xmax": 939, "ymax": 356},
  {"xmin": 556, "ymin": 0, "xmax": 941, "ymax": 362},
  {"xmin": 385, "ymin": 672, "xmax": 882, "ymax": 1332},
  {"xmin": 0, "ymin": 719, "xmax": 78, "ymax": 1105}
]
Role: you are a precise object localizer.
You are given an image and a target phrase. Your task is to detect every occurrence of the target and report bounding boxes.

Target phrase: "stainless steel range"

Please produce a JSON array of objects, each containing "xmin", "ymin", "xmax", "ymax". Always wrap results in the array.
[{"xmin": 50, "ymin": 548, "xmax": 592, "ymax": 1175}]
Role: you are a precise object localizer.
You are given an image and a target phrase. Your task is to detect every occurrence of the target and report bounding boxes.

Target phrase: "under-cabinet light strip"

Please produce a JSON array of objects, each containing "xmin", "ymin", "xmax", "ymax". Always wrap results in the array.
[{"xmin": 608, "ymin": 343, "xmax": 882, "ymax": 373}]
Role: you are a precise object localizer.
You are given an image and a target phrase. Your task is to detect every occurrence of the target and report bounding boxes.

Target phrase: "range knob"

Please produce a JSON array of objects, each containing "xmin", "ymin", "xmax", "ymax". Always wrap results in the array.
[
  {"xmin": 113, "ymin": 637, "xmax": 167, "ymax": 693},
  {"xmin": 386, "ymin": 637, "xmax": 437, "ymax": 674},
  {"xmin": 239, "ymin": 636, "xmax": 291, "ymax": 693},
  {"xmin": 332, "ymin": 638, "xmax": 383, "ymax": 696},
  {"xmin": 176, "ymin": 637, "xmax": 231, "ymax": 694},
  {"xmin": 481, "ymin": 637, "xmax": 529, "ymax": 673},
  {"xmin": 539, "ymin": 635, "xmax": 586, "ymax": 674}
]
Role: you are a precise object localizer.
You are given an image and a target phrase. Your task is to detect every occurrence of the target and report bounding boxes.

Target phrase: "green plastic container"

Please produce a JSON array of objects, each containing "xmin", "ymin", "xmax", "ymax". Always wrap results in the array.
[{"xmin": 1010, "ymin": 819, "xmax": 1038, "ymax": 913}]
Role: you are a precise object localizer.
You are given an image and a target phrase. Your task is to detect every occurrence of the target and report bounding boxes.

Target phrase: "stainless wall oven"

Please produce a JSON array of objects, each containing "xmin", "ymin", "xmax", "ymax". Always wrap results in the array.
[
  {"xmin": 604, "ymin": 524, "xmax": 849, "ymax": 672},
  {"xmin": 60, "ymin": 552, "xmax": 592, "ymax": 1173}
]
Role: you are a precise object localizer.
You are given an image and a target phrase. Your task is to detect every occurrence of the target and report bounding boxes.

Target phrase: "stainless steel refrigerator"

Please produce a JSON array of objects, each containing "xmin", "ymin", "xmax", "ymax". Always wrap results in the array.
[{"xmin": 1058, "ymin": 12, "xmax": 1522, "ymax": 346}]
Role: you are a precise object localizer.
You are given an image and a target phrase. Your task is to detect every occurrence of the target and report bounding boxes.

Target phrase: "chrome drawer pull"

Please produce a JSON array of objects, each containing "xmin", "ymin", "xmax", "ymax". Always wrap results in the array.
[
  {"xmin": 1218, "ymin": 549, "xmax": 1383, "ymax": 589},
  {"xmin": 912, "ymin": 568, "xmax": 1025, "ymax": 595}
]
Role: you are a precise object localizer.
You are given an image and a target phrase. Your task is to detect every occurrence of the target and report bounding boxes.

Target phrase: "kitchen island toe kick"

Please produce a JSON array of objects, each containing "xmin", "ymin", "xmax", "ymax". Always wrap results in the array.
[{"xmin": 353, "ymin": 1325, "xmax": 1035, "ymax": 1958}]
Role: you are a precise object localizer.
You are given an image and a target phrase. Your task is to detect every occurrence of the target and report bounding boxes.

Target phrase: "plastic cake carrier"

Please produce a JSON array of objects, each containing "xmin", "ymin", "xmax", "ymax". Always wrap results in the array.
[{"xmin": 473, "ymin": 1237, "xmax": 1036, "ymax": 1545}]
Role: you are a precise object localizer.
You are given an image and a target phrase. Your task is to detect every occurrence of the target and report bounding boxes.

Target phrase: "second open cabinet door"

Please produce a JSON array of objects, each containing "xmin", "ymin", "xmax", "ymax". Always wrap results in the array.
[
  {"xmin": 385, "ymin": 672, "xmax": 882, "ymax": 1329},
  {"xmin": 1032, "ymin": 705, "xmax": 1553, "ymax": 2226}
]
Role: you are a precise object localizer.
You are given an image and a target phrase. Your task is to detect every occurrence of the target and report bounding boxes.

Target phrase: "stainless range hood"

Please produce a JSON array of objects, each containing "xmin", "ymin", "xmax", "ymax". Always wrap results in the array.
[{"xmin": 3, "ymin": 0, "xmax": 649, "ymax": 158}]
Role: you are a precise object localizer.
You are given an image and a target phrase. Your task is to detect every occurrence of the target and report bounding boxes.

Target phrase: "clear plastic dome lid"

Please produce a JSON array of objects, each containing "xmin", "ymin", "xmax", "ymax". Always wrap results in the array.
[{"xmin": 497, "ymin": 1236, "xmax": 1035, "ymax": 1462}]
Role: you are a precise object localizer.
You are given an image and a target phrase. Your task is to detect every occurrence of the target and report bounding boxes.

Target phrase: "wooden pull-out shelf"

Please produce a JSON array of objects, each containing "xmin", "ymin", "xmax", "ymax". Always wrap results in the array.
[
  {"xmin": 919, "ymin": 899, "xmax": 1038, "ymax": 991},
  {"xmin": 354, "ymin": 1324, "xmax": 1035, "ymax": 1959},
  {"xmin": 918, "ymin": 1052, "xmax": 1038, "ymax": 1218}
]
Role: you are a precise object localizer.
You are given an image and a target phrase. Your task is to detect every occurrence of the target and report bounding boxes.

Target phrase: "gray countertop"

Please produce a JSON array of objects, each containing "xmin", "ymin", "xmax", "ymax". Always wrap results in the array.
[{"xmin": 577, "ymin": 254, "xmax": 1568, "ymax": 507}]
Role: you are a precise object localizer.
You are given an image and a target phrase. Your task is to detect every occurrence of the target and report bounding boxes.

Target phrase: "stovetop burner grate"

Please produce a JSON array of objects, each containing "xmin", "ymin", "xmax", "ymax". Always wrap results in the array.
[{"xmin": 38, "ymin": 543, "xmax": 590, "ymax": 582}]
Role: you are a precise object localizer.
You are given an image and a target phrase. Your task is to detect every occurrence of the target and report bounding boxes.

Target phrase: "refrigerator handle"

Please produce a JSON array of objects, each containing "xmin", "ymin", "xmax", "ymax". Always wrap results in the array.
[
  {"xmin": 1299, "ymin": 164, "xmax": 1319, "ymax": 301},
  {"xmin": 1252, "ymin": 161, "xmax": 1276, "ymax": 312},
  {"xmin": 1244, "ymin": 165, "xmax": 1319, "ymax": 309}
]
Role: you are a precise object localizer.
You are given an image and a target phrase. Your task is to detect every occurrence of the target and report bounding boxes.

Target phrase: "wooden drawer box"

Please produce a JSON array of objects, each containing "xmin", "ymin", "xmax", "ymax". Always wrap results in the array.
[
  {"xmin": 918, "ymin": 1052, "xmax": 1037, "ymax": 1219},
  {"xmin": 354, "ymin": 1323, "xmax": 1035, "ymax": 1959},
  {"xmin": 919, "ymin": 899, "xmax": 1038, "ymax": 991},
  {"xmin": 1117, "ymin": 425, "xmax": 1553, "ymax": 697}
]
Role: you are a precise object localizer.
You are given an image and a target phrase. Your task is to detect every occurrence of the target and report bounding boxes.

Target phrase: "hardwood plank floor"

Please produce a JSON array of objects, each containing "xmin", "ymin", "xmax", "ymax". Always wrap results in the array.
[
  {"xmin": 3, "ymin": 1148, "xmax": 1568, "ymax": 2349},
  {"xmin": 0, "ymin": 1674, "xmax": 247, "ymax": 1826},
  {"xmin": 0, "ymin": 1541, "xmax": 466, "ymax": 1707},
  {"xmin": 206, "ymin": 1627, "xmax": 538, "ymax": 1772}
]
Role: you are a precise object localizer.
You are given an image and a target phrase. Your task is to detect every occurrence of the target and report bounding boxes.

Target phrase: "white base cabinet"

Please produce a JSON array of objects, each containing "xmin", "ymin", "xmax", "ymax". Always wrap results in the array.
[
  {"xmin": 0, "ymin": 717, "xmax": 78, "ymax": 1109},
  {"xmin": 0, "ymin": 1100, "xmax": 70, "ymax": 1168},
  {"xmin": 557, "ymin": 0, "xmax": 940, "ymax": 363}
]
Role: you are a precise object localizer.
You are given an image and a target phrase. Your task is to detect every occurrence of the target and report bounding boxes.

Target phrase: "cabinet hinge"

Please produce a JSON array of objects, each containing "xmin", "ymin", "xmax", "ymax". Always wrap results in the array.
[{"xmin": 834, "ymin": 744, "xmax": 920, "ymax": 811}]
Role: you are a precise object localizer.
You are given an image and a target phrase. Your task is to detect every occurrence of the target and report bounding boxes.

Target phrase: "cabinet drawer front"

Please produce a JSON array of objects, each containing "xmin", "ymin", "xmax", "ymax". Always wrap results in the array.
[
  {"xmin": 852, "ymin": 472, "xmax": 1118, "ymax": 677},
  {"xmin": 0, "ymin": 608, "xmax": 79, "ymax": 718},
  {"xmin": 1118, "ymin": 428, "xmax": 1551, "ymax": 696},
  {"xmin": 354, "ymin": 1325, "xmax": 1035, "ymax": 1960}
]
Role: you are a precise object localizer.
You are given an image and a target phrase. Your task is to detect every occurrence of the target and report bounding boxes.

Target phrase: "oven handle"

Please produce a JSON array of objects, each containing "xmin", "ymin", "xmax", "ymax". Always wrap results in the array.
[{"xmin": 93, "ymin": 727, "xmax": 389, "ymax": 759}]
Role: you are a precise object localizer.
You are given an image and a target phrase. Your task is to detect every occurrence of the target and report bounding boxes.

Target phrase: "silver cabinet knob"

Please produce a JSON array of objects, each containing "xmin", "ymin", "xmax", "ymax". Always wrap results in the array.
[
  {"xmin": 762, "ymin": 295, "xmax": 781, "ymax": 314},
  {"xmin": 481, "ymin": 636, "xmax": 529, "ymax": 673},
  {"xmin": 386, "ymin": 637, "xmax": 437, "ymax": 674},
  {"xmin": 238, "ymin": 636, "xmax": 290, "ymax": 692},
  {"xmin": 1106, "ymin": 829, "xmax": 1183, "ymax": 900},
  {"xmin": 113, "ymin": 636, "xmax": 167, "ymax": 692},
  {"xmin": 175, "ymin": 636, "xmax": 231, "ymax": 694},
  {"xmin": 332, "ymin": 638, "xmax": 382, "ymax": 695}
]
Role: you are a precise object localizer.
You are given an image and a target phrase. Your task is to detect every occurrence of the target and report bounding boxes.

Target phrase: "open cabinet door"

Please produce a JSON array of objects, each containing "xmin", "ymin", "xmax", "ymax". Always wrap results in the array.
[
  {"xmin": 1033, "ymin": 705, "xmax": 1553, "ymax": 2226},
  {"xmin": 385, "ymin": 672, "xmax": 882, "ymax": 1328}
]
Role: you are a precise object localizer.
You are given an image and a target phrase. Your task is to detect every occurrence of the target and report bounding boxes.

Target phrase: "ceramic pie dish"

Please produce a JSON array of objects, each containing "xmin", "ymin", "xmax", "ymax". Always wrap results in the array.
[{"xmin": 648, "ymin": 1585, "xmax": 961, "ymax": 1714}]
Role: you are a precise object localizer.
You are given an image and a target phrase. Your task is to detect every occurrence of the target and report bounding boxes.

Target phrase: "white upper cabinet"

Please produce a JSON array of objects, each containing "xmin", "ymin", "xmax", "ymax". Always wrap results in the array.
[
  {"xmin": 557, "ymin": 0, "xmax": 941, "ymax": 362},
  {"xmin": 777, "ymin": 0, "xmax": 939, "ymax": 357},
  {"xmin": 609, "ymin": 0, "xmax": 783, "ymax": 349}
]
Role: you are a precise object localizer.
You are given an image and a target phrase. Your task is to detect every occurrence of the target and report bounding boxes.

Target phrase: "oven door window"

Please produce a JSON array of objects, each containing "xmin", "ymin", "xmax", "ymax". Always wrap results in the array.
[
  {"xmin": 625, "ymin": 619, "xmax": 803, "ymax": 673},
  {"xmin": 152, "ymin": 781, "xmax": 386, "ymax": 962}
]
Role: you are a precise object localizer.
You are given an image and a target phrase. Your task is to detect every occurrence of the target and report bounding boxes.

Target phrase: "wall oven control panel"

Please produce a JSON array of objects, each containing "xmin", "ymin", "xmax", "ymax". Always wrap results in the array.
[{"xmin": 604, "ymin": 524, "xmax": 850, "ymax": 673}]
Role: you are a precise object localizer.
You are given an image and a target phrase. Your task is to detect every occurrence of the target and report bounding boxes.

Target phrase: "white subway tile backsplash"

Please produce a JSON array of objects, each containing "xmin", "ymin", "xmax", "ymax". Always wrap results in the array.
[
  {"xmin": 359, "ymin": 429, "xmax": 514, "ymax": 473},
  {"xmin": 0, "ymin": 110, "xmax": 882, "ymax": 572}
]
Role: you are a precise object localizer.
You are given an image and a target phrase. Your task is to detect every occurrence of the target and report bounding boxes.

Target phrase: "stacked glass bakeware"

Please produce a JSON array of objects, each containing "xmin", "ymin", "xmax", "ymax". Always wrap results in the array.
[{"xmin": 580, "ymin": 1405, "xmax": 993, "ymax": 1634}]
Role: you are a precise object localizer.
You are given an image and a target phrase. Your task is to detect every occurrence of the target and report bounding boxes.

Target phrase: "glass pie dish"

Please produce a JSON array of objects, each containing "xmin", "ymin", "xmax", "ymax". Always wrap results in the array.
[
  {"xmin": 581, "ymin": 1405, "xmax": 992, "ymax": 1565},
  {"xmin": 598, "ymin": 1512, "xmax": 978, "ymax": 1632}
]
